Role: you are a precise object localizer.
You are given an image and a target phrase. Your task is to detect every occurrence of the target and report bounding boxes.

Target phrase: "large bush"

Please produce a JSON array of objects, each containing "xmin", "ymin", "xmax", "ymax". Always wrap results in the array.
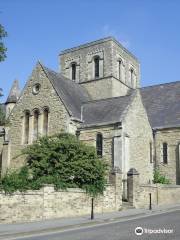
[{"xmin": 0, "ymin": 133, "xmax": 108, "ymax": 196}]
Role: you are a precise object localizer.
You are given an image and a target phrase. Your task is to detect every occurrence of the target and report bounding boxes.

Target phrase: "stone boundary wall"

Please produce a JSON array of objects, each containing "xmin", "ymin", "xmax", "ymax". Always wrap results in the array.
[
  {"xmin": 135, "ymin": 184, "xmax": 180, "ymax": 209},
  {"xmin": 127, "ymin": 168, "xmax": 180, "ymax": 209},
  {"xmin": 0, "ymin": 184, "xmax": 121, "ymax": 223}
]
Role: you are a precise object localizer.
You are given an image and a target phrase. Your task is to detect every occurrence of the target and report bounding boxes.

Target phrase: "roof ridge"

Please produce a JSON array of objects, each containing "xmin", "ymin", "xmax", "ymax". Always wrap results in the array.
[
  {"xmin": 82, "ymin": 92, "xmax": 134, "ymax": 105},
  {"xmin": 141, "ymin": 80, "xmax": 180, "ymax": 90}
]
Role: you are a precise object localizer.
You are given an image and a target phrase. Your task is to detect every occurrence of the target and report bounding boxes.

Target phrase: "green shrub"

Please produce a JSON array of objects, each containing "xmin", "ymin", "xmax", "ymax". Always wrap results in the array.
[
  {"xmin": 0, "ymin": 166, "xmax": 30, "ymax": 193},
  {"xmin": 153, "ymin": 170, "xmax": 170, "ymax": 184},
  {"xmin": 1, "ymin": 133, "xmax": 108, "ymax": 196}
]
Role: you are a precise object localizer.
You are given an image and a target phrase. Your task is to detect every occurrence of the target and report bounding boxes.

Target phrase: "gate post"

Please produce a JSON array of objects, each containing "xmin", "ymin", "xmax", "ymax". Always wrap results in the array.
[
  {"xmin": 110, "ymin": 167, "xmax": 122, "ymax": 210},
  {"xmin": 127, "ymin": 168, "xmax": 139, "ymax": 207}
]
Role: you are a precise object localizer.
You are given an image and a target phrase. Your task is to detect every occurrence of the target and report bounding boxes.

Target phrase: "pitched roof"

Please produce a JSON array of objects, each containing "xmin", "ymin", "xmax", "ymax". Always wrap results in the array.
[
  {"xmin": 6, "ymin": 80, "xmax": 20, "ymax": 104},
  {"xmin": 140, "ymin": 81, "xmax": 180, "ymax": 129},
  {"xmin": 81, "ymin": 92, "xmax": 135, "ymax": 127},
  {"xmin": 41, "ymin": 65, "xmax": 91, "ymax": 120}
]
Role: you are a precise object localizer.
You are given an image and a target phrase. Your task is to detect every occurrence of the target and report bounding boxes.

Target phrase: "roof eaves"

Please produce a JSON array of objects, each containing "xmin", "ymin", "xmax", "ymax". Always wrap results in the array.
[
  {"xmin": 80, "ymin": 120, "xmax": 122, "ymax": 129},
  {"xmin": 153, "ymin": 124, "xmax": 180, "ymax": 131}
]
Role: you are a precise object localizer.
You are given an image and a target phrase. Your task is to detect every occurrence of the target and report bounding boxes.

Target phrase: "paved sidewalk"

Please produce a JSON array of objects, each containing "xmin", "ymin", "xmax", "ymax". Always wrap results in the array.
[{"xmin": 0, "ymin": 203, "xmax": 180, "ymax": 239}]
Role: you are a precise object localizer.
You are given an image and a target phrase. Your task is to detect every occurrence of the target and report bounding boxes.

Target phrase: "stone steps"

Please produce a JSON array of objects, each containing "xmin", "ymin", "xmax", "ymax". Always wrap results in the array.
[{"xmin": 121, "ymin": 201, "xmax": 135, "ymax": 210}]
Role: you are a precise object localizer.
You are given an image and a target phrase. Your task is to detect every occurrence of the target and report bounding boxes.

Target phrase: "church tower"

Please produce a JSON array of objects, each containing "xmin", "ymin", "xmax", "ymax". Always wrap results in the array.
[
  {"xmin": 5, "ymin": 80, "xmax": 20, "ymax": 118},
  {"xmin": 59, "ymin": 37, "xmax": 140, "ymax": 100}
]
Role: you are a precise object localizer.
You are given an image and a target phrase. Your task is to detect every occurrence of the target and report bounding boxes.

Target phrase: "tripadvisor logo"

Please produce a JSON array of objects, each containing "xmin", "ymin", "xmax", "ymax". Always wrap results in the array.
[{"xmin": 135, "ymin": 227, "xmax": 143, "ymax": 235}]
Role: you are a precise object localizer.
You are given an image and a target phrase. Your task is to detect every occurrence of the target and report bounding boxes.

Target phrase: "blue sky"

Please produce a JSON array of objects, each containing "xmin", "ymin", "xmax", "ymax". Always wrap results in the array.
[{"xmin": 0, "ymin": 0, "xmax": 180, "ymax": 102}]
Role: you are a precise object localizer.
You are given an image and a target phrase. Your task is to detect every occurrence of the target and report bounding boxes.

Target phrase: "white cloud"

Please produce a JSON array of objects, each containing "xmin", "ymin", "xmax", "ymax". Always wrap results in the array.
[{"xmin": 101, "ymin": 24, "xmax": 130, "ymax": 48}]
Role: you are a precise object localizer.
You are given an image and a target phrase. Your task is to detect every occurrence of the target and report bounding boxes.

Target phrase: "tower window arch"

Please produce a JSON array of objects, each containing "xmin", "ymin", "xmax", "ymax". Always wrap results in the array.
[
  {"xmin": 96, "ymin": 133, "xmax": 103, "ymax": 157},
  {"xmin": 94, "ymin": 56, "xmax": 100, "ymax": 78},
  {"xmin": 71, "ymin": 62, "xmax": 76, "ymax": 81},
  {"xmin": 130, "ymin": 68, "xmax": 134, "ymax": 87},
  {"xmin": 33, "ymin": 109, "xmax": 39, "ymax": 141},
  {"xmin": 24, "ymin": 110, "xmax": 30, "ymax": 144},
  {"xmin": 118, "ymin": 60, "xmax": 122, "ymax": 80},
  {"xmin": 43, "ymin": 107, "xmax": 49, "ymax": 136}
]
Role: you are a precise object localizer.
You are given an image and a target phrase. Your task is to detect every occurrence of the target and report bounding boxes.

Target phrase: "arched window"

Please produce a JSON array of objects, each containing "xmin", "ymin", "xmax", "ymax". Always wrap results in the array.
[
  {"xmin": 96, "ymin": 133, "xmax": 103, "ymax": 157},
  {"xmin": 163, "ymin": 142, "xmax": 168, "ymax": 164},
  {"xmin": 24, "ymin": 111, "xmax": 30, "ymax": 144},
  {"xmin": 94, "ymin": 56, "xmax": 100, "ymax": 78},
  {"xmin": 43, "ymin": 108, "xmax": 49, "ymax": 136},
  {"xmin": 150, "ymin": 142, "xmax": 153, "ymax": 163},
  {"xmin": 130, "ymin": 68, "xmax": 134, "ymax": 87},
  {"xmin": 33, "ymin": 109, "xmax": 39, "ymax": 141},
  {"xmin": 119, "ymin": 60, "xmax": 122, "ymax": 80},
  {"xmin": 71, "ymin": 62, "xmax": 76, "ymax": 81}
]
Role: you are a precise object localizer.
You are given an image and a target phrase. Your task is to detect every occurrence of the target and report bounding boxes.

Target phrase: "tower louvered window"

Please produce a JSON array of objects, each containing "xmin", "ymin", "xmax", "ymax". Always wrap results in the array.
[
  {"xmin": 163, "ymin": 142, "xmax": 168, "ymax": 164},
  {"xmin": 72, "ymin": 63, "xmax": 76, "ymax": 81},
  {"xmin": 119, "ymin": 60, "xmax": 122, "ymax": 80},
  {"xmin": 130, "ymin": 68, "xmax": 134, "ymax": 87},
  {"xmin": 94, "ymin": 56, "xmax": 100, "ymax": 78},
  {"xmin": 96, "ymin": 133, "xmax": 103, "ymax": 157},
  {"xmin": 150, "ymin": 142, "xmax": 153, "ymax": 163}
]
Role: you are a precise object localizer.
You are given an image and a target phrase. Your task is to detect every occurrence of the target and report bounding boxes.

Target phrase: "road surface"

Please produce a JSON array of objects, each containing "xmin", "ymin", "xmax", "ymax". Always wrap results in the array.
[{"xmin": 5, "ymin": 209, "xmax": 180, "ymax": 240}]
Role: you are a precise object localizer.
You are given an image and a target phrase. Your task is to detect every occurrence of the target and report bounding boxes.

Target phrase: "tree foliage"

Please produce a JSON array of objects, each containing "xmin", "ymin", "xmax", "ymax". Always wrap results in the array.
[
  {"xmin": 0, "ymin": 133, "xmax": 108, "ymax": 195},
  {"xmin": 0, "ymin": 24, "xmax": 7, "ymax": 62}
]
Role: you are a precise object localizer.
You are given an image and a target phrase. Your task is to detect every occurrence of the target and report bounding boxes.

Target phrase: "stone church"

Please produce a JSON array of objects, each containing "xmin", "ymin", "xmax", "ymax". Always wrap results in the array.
[{"xmin": 0, "ymin": 37, "xmax": 180, "ymax": 200}]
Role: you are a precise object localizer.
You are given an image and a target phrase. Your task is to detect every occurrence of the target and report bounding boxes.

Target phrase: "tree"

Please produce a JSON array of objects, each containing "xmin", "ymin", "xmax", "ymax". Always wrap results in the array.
[
  {"xmin": 0, "ymin": 24, "xmax": 7, "ymax": 62},
  {"xmin": 0, "ymin": 133, "xmax": 108, "ymax": 195}
]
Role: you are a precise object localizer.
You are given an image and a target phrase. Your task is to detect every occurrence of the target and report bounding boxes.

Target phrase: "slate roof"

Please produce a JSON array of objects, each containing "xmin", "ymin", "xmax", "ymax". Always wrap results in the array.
[
  {"xmin": 140, "ymin": 81, "xmax": 180, "ymax": 129},
  {"xmin": 6, "ymin": 80, "xmax": 20, "ymax": 104},
  {"xmin": 81, "ymin": 92, "xmax": 134, "ymax": 127},
  {"xmin": 41, "ymin": 64, "xmax": 180, "ymax": 129},
  {"xmin": 42, "ymin": 65, "xmax": 91, "ymax": 120}
]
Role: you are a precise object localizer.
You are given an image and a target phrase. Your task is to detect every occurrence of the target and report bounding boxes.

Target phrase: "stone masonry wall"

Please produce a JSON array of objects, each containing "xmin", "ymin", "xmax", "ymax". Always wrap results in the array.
[
  {"xmin": 4, "ymin": 63, "xmax": 70, "ymax": 171},
  {"xmin": 0, "ymin": 184, "xmax": 122, "ymax": 224},
  {"xmin": 127, "ymin": 172, "xmax": 180, "ymax": 209},
  {"xmin": 79, "ymin": 126, "xmax": 122, "ymax": 175},
  {"xmin": 154, "ymin": 129, "xmax": 180, "ymax": 184},
  {"xmin": 135, "ymin": 184, "xmax": 180, "ymax": 209},
  {"xmin": 80, "ymin": 76, "xmax": 130, "ymax": 100},
  {"xmin": 123, "ymin": 91, "xmax": 154, "ymax": 183},
  {"xmin": 60, "ymin": 39, "xmax": 113, "ymax": 83},
  {"xmin": 60, "ymin": 38, "xmax": 139, "ymax": 100},
  {"xmin": 111, "ymin": 41, "xmax": 140, "ymax": 88}
]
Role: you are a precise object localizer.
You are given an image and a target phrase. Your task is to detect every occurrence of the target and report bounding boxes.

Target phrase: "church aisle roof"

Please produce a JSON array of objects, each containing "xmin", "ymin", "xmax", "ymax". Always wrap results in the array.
[
  {"xmin": 140, "ymin": 81, "xmax": 180, "ymax": 129},
  {"xmin": 81, "ymin": 92, "xmax": 134, "ymax": 127},
  {"xmin": 41, "ymin": 65, "xmax": 91, "ymax": 120}
]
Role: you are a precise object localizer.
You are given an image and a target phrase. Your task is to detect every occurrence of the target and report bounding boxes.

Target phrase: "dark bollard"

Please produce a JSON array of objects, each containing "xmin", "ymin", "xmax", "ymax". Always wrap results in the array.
[
  {"xmin": 149, "ymin": 193, "xmax": 152, "ymax": 210},
  {"xmin": 91, "ymin": 198, "xmax": 94, "ymax": 220}
]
